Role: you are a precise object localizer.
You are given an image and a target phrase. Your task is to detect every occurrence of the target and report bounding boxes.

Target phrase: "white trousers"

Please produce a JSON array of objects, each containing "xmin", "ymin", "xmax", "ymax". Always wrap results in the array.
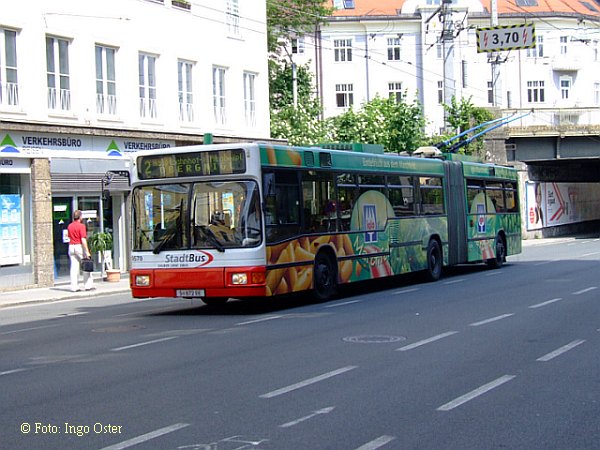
[{"xmin": 68, "ymin": 244, "xmax": 93, "ymax": 291}]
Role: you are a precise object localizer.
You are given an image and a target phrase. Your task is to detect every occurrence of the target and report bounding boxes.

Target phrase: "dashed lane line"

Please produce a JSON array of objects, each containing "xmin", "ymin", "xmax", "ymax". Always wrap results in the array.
[
  {"xmin": 110, "ymin": 336, "xmax": 178, "ymax": 352},
  {"xmin": 469, "ymin": 313, "xmax": 514, "ymax": 327},
  {"xmin": 354, "ymin": 435, "xmax": 396, "ymax": 450},
  {"xmin": 573, "ymin": 286, "xmax": 598, "ymax": 296},
  {"xmin": 98, "ymin": 423, "xmax": 189, "ymax": 450},
  {"xmin": 396, "ymin": 331, "xmax": 459, "ymax": 352},
  {"xmin": 529, "ymin": 298, "xmax": 563, "ymax": 309},
  {"xmin": 437, "ymin": 375, "xmax": 516, "ymax": 412},
  {"xmin": 260, "ymin": 366, "xmax": 358, "ymax": 399},
  {"xmin": 537, "ymin": 340, "xmax": 586, "ymax": 362}
]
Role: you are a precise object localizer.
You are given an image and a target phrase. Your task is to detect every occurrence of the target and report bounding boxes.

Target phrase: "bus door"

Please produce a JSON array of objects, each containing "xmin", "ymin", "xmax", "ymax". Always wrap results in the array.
[{"xmin": 445, "ymin": 161, "xmax": 468, "ymax": 265}]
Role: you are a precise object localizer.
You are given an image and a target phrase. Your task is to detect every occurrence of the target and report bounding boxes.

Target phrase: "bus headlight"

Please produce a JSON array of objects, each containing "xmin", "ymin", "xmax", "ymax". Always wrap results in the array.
[
  {"xmin": 231, "ymin": 273, "xmax": 248, "ymax": 285},
  {"xmin": 135, "ymin": 275, "xmax": 151, "ymax": 287}
]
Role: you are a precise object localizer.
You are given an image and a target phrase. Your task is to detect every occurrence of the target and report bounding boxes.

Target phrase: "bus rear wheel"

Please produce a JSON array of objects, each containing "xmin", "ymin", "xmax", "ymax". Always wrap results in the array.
[
  {"xmin": 425, "ymin": 240, "xmax": 442, "ymax": 282},
  {"xmin": 313, "ymin": 253, "xmax": 337, "ymax": 302},
  {"xmin": 487, "ymin": 235, "xmax": 506, "ymax": 269}
]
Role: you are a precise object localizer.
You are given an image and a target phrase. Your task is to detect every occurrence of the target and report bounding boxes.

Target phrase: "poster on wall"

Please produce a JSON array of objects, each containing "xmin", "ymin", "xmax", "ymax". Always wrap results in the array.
[
  {"xmin": 527, "ymin": 182, "xmax": 600, "ymax": 230},
  {"xmin": 0, "ymin": 194, "xmax": 23, "ymax": 266}
]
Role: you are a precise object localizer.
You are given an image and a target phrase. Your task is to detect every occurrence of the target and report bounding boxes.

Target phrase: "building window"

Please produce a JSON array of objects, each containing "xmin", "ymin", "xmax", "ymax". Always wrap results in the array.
[
  {"xmin": 335, "ymin": 83, "xmax": 353, "ymax": 108},
  {"xmin": 213, "ymin": 66, "xmax": 227, "ymax": 125},
  {"xmin": 226, "ymin": 0, "xmax": 240, "ymax": 37},
  {"xmin": 95, "ymin": 45, "xmax": 117, "ymax": 115},
  {"xmin": 334, "ymin": 39, "xmax": 352, "ymax": 62},
  {"xmin": 487, "ymin": 81, "xmax": 493, "ymax": 104},
  {"xmin": 594, "ymin": 82, "xmax": 600, "ymax": 105},
  {"xmin": 388, "ymin": 82, "xmax": 403, "ymax": 102},
  {"xmin": 560, "ymin": 77, "xmax": 571, "ymax": 100},
  {"xmin": 527, "ymin": 35, "xmax": 544, "ymax": 58},
  {"xmin": 527, "ymin": 80, "xmax": 545, "ymax": 103},
  {"xmin": 560, "ymin": 36, "xmax": 568, "ymax": 55},
  {"xmin": 291, "ymin": 37, "xmax": 304, "ymax": 54},
  {"xmin": 139, "ymin": 53, "xmax": 157, "ymax": 119},
  {"xmin": 243, "ymin": 72, "xmax": 256, "ymax": 127},
  {"xmin": 333, "ymin": 0, "xmax": 355, "ymax": 8},
  {"xmin": 437, "ymin": 80, "xmax": 443, "ymax": 104},
  {"xmin": 436, "ymin": 43, "xmax": 443, "ymax": 59},
  {"xmin": 387, "ymin": 37, "xmax": 401, "ymax": 61},
  {"xmin": 0, "ymin": 28, "xmax": 18, "ymax": 107},
  {"xmin": 178, "ymin": 60, "xmax": 194, "ymax": 122},
  {"xmin": 46, "ymin": 36, "xmax": 71, "ymax": 111}
]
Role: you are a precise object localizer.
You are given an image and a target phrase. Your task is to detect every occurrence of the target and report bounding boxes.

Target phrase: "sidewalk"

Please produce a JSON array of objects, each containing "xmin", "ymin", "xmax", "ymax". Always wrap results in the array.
[{"xmin": 0, "ymin": 275, "xmax": 131, "ymax": 309}]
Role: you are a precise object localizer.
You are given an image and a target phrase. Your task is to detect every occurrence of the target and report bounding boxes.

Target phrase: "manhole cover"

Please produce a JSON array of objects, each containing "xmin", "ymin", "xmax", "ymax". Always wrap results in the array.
[
  {"xmin": 92, "ymin": 325, "xmax": 145, "ymax": 333},
  {"xmin": 343, "ymin": 335, "xmax": 406, "ymax": 344}
]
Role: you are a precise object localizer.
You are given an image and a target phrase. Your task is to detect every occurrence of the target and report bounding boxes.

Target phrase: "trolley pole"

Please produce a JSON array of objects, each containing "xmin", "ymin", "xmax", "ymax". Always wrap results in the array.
[
  {"xmin": 490, "ymin": 0, "xmax": 502, "ymax": 107},
  {"xmin": 441, "ymin": 0, "xmax": 455, "ymax": 132}
]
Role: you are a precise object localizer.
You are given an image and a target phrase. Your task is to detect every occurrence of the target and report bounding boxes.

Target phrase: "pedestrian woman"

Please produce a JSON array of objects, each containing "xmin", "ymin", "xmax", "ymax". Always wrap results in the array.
[{"xmin": 67, "ymin": 209, "xmax": 94, "ymax": 292}]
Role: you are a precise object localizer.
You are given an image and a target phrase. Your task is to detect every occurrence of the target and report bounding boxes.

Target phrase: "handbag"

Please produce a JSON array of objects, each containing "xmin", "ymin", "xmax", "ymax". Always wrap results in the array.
[{"xmin": 81, "ymin": 258, "xmax": 94, "ymax": 272}]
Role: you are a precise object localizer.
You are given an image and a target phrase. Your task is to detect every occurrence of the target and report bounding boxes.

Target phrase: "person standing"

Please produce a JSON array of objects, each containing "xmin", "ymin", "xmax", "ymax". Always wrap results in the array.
[{"xmin": 67, "ymin": 209, "xmax": 94, "ymax": 292}]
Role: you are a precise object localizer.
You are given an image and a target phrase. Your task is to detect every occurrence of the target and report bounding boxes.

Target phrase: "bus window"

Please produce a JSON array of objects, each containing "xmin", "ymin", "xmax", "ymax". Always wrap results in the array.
[
  {"xmin": 486, "ymin": 182, "xmax": 505, "ymax": 212},
  {"xmin": 504, "ymin": 182, "xmax": 518, "ymax": 212},
  {"xmin": 301, "ymin": 171, "xmax": 336, "ymax": 233},
  {"xmin": 387, "ymin": 175, "xmax": 415, "ymax": 216},
  {"xmin": 467, "ymin": 179, "xmax": 486, "ymax": 213},
  {"xmin": 263, "ymin": 170, "xmax": 301, "ymax": 242},
  {"xmin": 336, "ymin": 173, "xmax": 358, "ymax": 231},
  {"xmin": 420, "ymin": 177, "xmax": 444, "ymax": 215}
]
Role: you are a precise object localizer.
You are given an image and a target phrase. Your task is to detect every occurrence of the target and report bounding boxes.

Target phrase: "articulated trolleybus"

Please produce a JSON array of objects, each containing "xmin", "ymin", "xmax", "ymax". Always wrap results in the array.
[{"xmin": 130, "ymin": 143, "xmax": 521, "ymax": 305}]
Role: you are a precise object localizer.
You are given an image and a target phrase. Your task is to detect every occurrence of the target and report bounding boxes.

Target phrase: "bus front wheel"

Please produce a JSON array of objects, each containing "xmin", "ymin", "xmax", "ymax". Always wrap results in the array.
[
  {"xmin": 313, "ymin": 253, "xmax": 337, "ymax": 302},
  {"xmin": 425, "ymin": 240, "xmax": 442, "ymax": 282}
]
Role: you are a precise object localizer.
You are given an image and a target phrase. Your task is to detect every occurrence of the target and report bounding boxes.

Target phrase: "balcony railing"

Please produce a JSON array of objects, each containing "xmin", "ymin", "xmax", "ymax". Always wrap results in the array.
[
  {"xmin": 48, "ymin": 87, "xmax": 71, "ymax": 111},
  {"xmin": 96, "ymin": 93, "xmax": 118, "ymax": 115},
  {"xmin": 179, "ymin": 101, "xmax": 194, "ymax": 122},
  {"xmin": 503, "ymin": 107, "xmax": 600, "ymax": 136},
  {"xmin": 0, "ymin": 81, "xmax": 19, "ymax": 107},
  {"xmin": 214, "ymin": 105, "xmax": 227, "ymax": 125},
  {"xmin": 139, "ymin": 97, "xmax": 158, "ymax": 119}
]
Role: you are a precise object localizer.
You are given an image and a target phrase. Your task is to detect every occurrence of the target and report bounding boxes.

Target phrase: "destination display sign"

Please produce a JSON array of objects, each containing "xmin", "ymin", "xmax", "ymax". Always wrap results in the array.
[
  {"xmin": 477, "ymin": 23, "xmax": 535, "ymax": 53},
  {"xmin": 138, "ymin": 148, "xmax": 246, "ymax": 180}
]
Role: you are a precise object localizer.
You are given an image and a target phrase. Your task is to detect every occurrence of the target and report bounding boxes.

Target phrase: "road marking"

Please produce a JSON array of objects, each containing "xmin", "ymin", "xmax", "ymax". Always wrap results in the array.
[
  {"xmin": 110, "ymin": 336, "xmax": 177, "ymax": 352},
  {"xmin": 324, "ymin": 300, "xmax": 361, "ymax": 308},
  {"xmin": 533, "ymin": 260, "xmax": 557, "ymax": 266},
  {"xmin": 437, "ymin": 375, "xmax": 516, "ymax": 411},
  {"xmin": 279, "ymin": 406, "xmax": 335, "ymax": 428},
  {"xmin": 392, "ymin": 288, "xmax": 419, "ymax": 295},
  {"xmin": 469, "ymin": 313, "xmax": 514, "ymax": 327},
  {"xmin": 581, "ymin": 251, "xmax": 600, "ymax": 257},
  {"xmin": 537, "ymin": 339, "xmax": 586, "ymax": 362},
  {"xmin": 573, "ymin": 286, "xmax": 598, "ymax": 295},
  {"xmin": 0, "ymin": 324, "xmax": 60, "ymax": 335},
  {"xmin": 354, "ymin": 435, "xmax": 396, "ymax": 450},
  {"xmin": 260, "ymin": 366, "xmax": 357, "ymax": 399},
  {"xmin": 236, "ymin": 315, "xmax": 284, "ymax": 326},
  {"xmin": 98, "ymin": 423, "xmax": 189, "ymax": 450},
  {"xmin": 529, "ymin": 298, "xmax": 563, "ymax": 309},
  {"xmin": 485, "ymin": 271, "xmax": 501, "ymax": 276},
  {"xmin": 443, "ymin": 278, "xmax": 465, "ymax": 285},
  {"xmin": 0, "ymin": 368, "xmax": 28, "ymax": 376},
  {"xmin": 396, "ymin": 331, "xmax": 458, "ymax": 352}
]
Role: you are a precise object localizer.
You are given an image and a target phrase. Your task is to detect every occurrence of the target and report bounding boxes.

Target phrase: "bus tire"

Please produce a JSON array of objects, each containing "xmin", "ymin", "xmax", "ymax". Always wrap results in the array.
[
  {"xmin": 202, "ymin": 297, "xmax": 229, "ymax": 307},
  {"xmin": 425, "ymin": 239, "xmax": 442, "ymax": 282},
  {"xmin": 313, "ymin": 252, "xmax": 338, "ymax": 302},
  {"xmin": 487, "ymin": 235, "xmax": 506, "ymax": 269}
]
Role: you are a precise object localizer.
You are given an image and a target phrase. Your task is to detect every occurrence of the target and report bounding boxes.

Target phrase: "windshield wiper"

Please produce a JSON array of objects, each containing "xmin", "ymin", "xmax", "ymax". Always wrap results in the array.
[
  {"xmin": 152, "ymin": 228, "xmax": 178, "ymax": 254},
  {"xmin": 198, "ymin": 226, "xmax": 225, "ymax": 252}
]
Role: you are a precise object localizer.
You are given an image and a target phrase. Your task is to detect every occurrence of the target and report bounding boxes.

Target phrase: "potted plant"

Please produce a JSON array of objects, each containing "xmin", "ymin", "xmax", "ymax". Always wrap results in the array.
[{"xmin": 88, "ymin": 231, "xmax": 120, "ymax": 281}]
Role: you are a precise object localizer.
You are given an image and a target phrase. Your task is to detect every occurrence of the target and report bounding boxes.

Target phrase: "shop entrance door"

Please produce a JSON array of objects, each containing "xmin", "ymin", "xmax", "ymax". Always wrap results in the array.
[{"xmin": 52, "ymin": 197, "xmax": 72, "ymax": 278}]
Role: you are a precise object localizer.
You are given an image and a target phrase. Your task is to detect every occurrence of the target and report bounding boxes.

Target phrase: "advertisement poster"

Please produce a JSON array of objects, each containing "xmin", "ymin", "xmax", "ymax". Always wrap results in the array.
[
  {"xmin": 0, "ymin": 194, "xmax": 22, "ymax": 266},
  {"xmin": 527, "ymin": 182, "xmax": 600, "ymax": 230}
]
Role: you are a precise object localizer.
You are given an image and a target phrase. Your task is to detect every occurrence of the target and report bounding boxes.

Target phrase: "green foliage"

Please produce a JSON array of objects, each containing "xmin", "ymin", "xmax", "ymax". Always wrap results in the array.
[
  {"xmin": 88, "ymin": 232, "xmax": 113, "ymax": 254},
  {"xmin": 327, "ymin": 95, "xmax": 427, "ymax": 154},
  {"xmin": 266, "ymin": 0, "xmax": 332, "ymax": 56},
  {"xmin": 443, "ymin": 96, "xmax": 495, "ymax": 155}
]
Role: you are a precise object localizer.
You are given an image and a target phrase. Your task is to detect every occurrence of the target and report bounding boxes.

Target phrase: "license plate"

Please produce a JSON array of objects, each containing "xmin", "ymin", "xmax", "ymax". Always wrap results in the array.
[{"xmin": 176, "ymin": 289, "xmax": 205, "ymax": 297}]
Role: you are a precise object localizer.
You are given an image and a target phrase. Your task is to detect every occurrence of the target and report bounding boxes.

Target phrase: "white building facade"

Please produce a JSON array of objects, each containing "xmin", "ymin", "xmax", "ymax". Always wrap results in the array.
[
  {"xmin": 0, "ymin": 0, "xmax": 270, "ymax": 289},
  {"xmin": 292, "ymin": 0, "xmax": 600, "ymax": 136}
]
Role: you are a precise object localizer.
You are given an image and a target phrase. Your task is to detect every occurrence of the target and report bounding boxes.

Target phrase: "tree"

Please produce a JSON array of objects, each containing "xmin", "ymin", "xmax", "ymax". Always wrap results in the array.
[
  {"xmin": 442, "ymin": 96, "xmax": 495, "ymax": 155},
  {"xmin": 266, "ymin": 0, "xmax": 332, "ymax": 57},
  {"xmin": 327, "ymin": 95, "xmax": 427, "ymax": 154}
]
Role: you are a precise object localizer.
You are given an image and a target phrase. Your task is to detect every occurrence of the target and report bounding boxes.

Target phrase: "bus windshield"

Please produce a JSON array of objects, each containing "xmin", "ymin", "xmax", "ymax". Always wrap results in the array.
[{"xmin": 132, "ymin": 180, "xmax": 262, "ymax": 253}]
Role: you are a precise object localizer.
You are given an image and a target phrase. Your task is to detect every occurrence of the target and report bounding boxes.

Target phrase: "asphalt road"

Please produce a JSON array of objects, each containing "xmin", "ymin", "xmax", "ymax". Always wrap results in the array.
[{"xmin": 1, "ymin": 236, "xmax": 599, "ymax": 450}]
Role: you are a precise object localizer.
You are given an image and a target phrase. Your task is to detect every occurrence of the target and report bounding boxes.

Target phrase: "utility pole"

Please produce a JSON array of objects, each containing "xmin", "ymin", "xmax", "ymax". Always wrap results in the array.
[
  {"xmin": 441, "ymin": 0, "xmax": 455, "ymax": 131},
  {"xmin": 490, "ymin": 0, "xmax": 502, "ymax": 107}
]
